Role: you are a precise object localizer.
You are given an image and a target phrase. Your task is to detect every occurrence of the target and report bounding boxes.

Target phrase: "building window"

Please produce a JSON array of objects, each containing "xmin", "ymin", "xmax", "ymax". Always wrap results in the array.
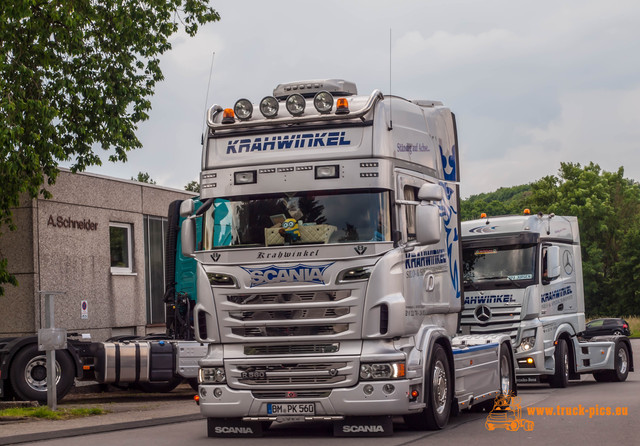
[
  {"xmin": 110, "ymin": 223, "xmax": 133, "ymax": 273},
  {"xmin": 144, "ymin": 215, "xmax": 167, "ymax": 324}
]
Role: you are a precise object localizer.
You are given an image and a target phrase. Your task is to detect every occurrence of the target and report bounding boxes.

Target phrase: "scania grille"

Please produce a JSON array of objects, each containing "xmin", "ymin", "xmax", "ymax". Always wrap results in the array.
[
  {"xmin": 227, "ymin": 290, "xmax": 351, "ymax": 305},
  {"xmin": 232, "ymin": 324, "xmax": 349, "ymax": 337},
  {"xmin": 244, "ymin": 343, "xmax": 339, "ymax": 355},
  {"xmin": 231, "ymin": 361, "xmax": 352, "ymax": 387},
  {"xmin": 221, "ymin": 289, "xmax": 358, "ymax": 340}
]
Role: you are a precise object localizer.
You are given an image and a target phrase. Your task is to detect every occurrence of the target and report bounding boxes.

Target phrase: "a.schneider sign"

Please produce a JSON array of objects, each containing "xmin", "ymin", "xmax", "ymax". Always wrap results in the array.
[{"xmin": 47, "ymin": 215, "xmax": 98, "ymax": 231}]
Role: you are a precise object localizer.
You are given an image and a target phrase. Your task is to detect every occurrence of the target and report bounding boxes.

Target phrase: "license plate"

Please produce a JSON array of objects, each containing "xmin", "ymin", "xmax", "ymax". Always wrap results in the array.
[{"xmin": 267, "ymin": 403, "xmax": 315, "ymax": 415}]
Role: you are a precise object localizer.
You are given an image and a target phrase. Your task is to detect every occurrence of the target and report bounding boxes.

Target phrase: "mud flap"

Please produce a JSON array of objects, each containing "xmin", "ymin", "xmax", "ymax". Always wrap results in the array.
[
  {"xmin": 333, "ymin": 416, "xmax": 393, "ymax": 437},
  {"xmin": 207, "ymin": 418, "xmax": 263, "ymax": 437}
]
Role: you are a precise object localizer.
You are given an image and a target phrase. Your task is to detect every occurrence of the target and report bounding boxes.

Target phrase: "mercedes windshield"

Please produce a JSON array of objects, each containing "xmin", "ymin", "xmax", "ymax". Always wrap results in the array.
[{"xmin": 462, "ymin": 243, "xmax": 537, "ymax": 290}]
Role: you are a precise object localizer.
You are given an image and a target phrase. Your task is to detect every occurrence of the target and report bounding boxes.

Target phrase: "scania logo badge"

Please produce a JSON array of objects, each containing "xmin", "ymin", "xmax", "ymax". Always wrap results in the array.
[
  {"xmin": 474, "ymin": 304, "xmax": 492, "ymax": 323},
  {"xmin": 354, "ymin": 245, "xmax": 367, "ymax": 255}
]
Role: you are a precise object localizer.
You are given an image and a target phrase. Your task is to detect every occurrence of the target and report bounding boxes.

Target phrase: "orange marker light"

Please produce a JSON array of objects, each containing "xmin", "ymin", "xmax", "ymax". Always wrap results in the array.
[
  {"xmin": 222, "ymin": 108, "xmax": 235, "ymax": 124},
  {"xmin": 524, "ymin": 208, "xmax": 531, "ymax": 215},
  {"xmin": 336, "ymin": 98, "xmax": 350, "ymax": 114},
  {"xmin": 411, "ymin": 390, "xmax": 420, "ymax": 398},
  {"xmin": 194, "ymin": 395, "xmax": 200, "ymax": 405},
  {"xmin": 480, "ymin": 213, "xmax": 487, "ymax": 219}
]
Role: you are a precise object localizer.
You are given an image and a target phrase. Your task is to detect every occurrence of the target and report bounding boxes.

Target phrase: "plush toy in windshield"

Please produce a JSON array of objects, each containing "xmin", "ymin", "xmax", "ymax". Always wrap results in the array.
[{"xmin": 279, "ymin": 218, "xmax": 301, "ymax": 243}]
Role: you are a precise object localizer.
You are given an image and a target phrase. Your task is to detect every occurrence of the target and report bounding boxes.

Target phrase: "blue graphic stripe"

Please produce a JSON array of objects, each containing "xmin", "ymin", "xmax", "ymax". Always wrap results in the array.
[{"xmin": 452, "ymin": 343, "xmax": 499, "ymax": 355}]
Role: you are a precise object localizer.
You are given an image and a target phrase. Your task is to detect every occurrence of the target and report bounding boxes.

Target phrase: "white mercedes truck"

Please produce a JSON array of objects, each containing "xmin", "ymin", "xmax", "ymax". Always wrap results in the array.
[
  {"xmin": 180, "ymin": 79, "xmax": 516, "ymax": 437},
  {"xmin": 460, "ymin": 212, "xmax": 633, "ymax": 387}
]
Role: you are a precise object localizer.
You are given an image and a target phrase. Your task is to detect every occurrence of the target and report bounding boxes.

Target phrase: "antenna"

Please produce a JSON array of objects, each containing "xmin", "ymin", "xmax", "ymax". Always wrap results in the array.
[
  {"xmin": 389, "ymin": 28, "xmax": 393, "ymax": 130},
  {"xmin": 201, "ymin": 51, "xmax": 216, "ymax": 144}
]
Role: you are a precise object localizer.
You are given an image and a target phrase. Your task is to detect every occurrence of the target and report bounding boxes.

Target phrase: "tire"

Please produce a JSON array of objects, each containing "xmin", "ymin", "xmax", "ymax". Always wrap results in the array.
[
  {"xmin": 549, "ymin": 338, "xmax": 569, "ymax": 388},
  {"xmin": 9, "ymin": 344, "xmax": 75, "ymax": 402},
  {"xmin": 404, "ymin": 343, "xmax": 452, "ymax": 430},
  {"xmin": 136, "ymin": 375, "xmax": 183, "ymax": 393},
  {"xmin": 592, "ymin": 371, "xmax": 611, "ymax": 382},
  {"xmin": 611, "ymin": 342, "xmax": 630, "ymax": 382},
  {"xmin": 498, "ymin": 343, "xmax": 514, "ymax": 396}
]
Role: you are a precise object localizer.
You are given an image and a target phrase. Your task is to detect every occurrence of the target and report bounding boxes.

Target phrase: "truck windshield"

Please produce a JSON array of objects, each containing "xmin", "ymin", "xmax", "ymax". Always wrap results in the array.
[
  {"xmin": 202, "ymin": 189, "xmax": 391, "ymax": 249},
  {"xmin": 462, "ymin": 244, "xmax": 537, "ymax": 287}
]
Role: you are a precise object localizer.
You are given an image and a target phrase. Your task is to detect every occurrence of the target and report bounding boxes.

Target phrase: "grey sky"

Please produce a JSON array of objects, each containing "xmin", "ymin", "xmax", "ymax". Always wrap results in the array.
[{"xmin": 84, "ymin": 0, "xmax": 640, "ymax": 198}]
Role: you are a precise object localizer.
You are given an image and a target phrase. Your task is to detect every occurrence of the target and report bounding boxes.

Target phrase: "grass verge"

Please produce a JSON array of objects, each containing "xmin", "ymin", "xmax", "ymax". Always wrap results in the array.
[{"xmin": 0, "ymin": 406, "xmax": 106, "ymax": 420}]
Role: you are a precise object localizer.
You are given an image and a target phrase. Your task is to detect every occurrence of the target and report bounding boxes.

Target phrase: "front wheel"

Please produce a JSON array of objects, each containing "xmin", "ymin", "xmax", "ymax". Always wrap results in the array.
[
  {"xmin": 549, "ymin": 338, "xmax": 569, "ymax": 388},
  {"xmin": 9, "ymin": 344, "xmax": 75, "ymax": 402},
  {"xmin": 404, "ymin": 343, "xmax": 452, "ymax": 430}
]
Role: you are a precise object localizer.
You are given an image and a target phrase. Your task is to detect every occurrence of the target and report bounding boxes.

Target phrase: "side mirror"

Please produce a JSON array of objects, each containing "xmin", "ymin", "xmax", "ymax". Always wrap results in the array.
[
  {"xmin": 546, "ymin": 246, "xmax": 561, "ymax": 280},
  {"xmin": 417, "ymin": 183, "xmax": 443, "ymax": 201},
  {"xmin": 181, "ymin": 217, "xmax": 196, "ymax": 257},
  {"xmin": 180, "ymin": 199, "xmax": 195, "ymax": 218},
  {"xmin": 415, "ymin": 203, "xmax": 441, "ymax": 245}
]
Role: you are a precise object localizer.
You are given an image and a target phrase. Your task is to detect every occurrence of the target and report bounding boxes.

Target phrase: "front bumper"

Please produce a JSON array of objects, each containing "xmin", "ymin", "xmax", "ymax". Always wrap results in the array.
[{"xmin": 199, "ymin": 380, "xmax": 418, "ymax": 419}]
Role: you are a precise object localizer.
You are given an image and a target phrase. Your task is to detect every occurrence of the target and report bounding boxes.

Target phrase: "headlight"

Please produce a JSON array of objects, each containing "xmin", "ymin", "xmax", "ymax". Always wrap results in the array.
[
  {"xmin": 259, "ymin": 96, "xmax": 279, "ymax": 118},
  {"xmin": 313, "ymin": 91, "xmax": 333, "ymax": 113},
  {"xmin": 199, "ymin": 367, "xmax": 226, "ymax": 384},
  {"xmin": 337, "ymin": 266, "xmax": 372, "ymax": 283},
  {"xmin": 286, "ymin": 93, "xmax": 306, "ymax": 116},
  {"xmin": 519, "ymin": 329, "xmax": 536, "ymax": 351},
  {"xmin": 360, "ymin": 362, "xmax": 405, "ymax": 380},
  {"xmin": 234, "ymin": 99, "xmax": 253, "ymax": 120}
]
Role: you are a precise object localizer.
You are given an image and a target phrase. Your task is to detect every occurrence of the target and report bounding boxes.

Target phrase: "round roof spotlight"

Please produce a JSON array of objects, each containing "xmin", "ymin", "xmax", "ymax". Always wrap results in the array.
[
  {"xmin": 313, "ymin": 91, "xmax": 334, "ymax": 114},
  {"xmin": 286, "ymin": 93, "xmax": 306, "ymax": 116},
  {"xmin": 259, "ymin": 96, "xmax": 279, "ymax": 118},
  {"xmin": 234, "ymin": 98, "xmax": 253, "ymax": 121}
]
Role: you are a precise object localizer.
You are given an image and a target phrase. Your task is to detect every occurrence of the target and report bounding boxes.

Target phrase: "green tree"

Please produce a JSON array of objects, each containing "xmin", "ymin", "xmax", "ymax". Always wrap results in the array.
[
  {"xmin": 132, "ymin": 172, "xmax": 156, "ymax": 184},
  {"xmin": 185, "ymin": 180, "xmax": 200, "ymax": 193},
  {"xmin": 461, "ymin": 184, "xmax": 532, "ymax": 221},
  {"xmin": 0, "ymin": 1, "xmax": 220, "ymax": 295},
  {"xmin": 528, "ymin": 162, "xmax": 640, "ymax": 316}
]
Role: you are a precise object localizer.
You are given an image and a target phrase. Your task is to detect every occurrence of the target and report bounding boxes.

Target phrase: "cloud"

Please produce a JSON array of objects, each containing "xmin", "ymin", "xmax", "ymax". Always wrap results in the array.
[{"xmin": 461, "ymin": 85, "xmax": 640, "ymax": 197}]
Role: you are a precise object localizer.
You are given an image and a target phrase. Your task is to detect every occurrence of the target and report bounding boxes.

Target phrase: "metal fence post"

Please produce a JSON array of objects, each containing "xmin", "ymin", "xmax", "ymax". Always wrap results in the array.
[{"xmin": 38, "ymin": 291, "xmax": 66, "ymax": 411}]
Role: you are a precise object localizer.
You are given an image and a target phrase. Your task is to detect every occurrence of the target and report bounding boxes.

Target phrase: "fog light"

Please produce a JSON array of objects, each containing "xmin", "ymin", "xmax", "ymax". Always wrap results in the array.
[
  {"xmin": 383, "ymin": 384, "xmax": 395, "ymax": 394},
  {"xmin": 286, "ymin": 93, "xmax": 305, "ymax": 116},
  {"xmin": 313, "ymin": 91, "xmax": 333, "ymax": 113},
  {"xmin": 260, "ymin": 96, "xmax": 279, "ymax": 118},
  {"xmin": 234, "ymin": 99, "xmax": 253, "ymax": 120},
  {"xmin": 363, "ymin": 384, "xmax": 374, "ymax": 395},
  {"xmin": 200, "ymin": 387, "xmax": 207, "ymax": 398},
  {"xmin": 213, "ymin": 388, "xmax": 223, "ymax": 398}
]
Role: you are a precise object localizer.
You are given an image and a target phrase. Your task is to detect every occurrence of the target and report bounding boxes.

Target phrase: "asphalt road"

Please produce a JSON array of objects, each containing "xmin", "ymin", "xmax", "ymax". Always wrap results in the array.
[{"xmin": 31, "ymin": 339, "xmax": 639, "ymax": 445}]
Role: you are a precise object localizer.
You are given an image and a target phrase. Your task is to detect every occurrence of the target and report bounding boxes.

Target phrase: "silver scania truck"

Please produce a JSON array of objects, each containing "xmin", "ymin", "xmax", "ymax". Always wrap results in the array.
[{"xmin": 180, "ymin": 79, "xmax": 516, "ymax": 437}]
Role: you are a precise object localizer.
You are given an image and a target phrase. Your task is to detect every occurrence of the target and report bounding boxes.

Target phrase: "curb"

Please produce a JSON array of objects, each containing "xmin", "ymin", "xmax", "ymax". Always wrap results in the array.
[{"xmin": 0, "ymin": 413, "xmax": 204, "ymax": 445}]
